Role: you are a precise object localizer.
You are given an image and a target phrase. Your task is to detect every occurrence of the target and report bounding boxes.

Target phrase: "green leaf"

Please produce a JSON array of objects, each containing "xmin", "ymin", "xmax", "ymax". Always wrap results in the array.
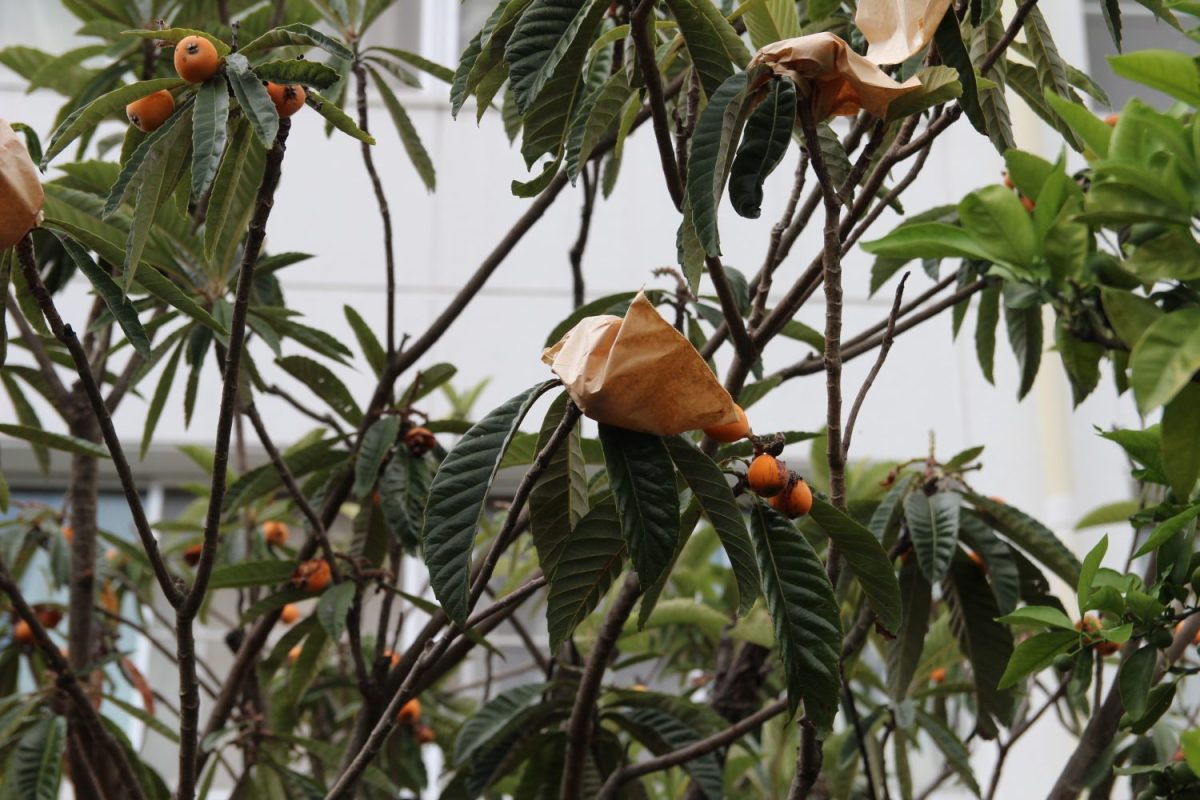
[
  {"xmin": 209, "ymin": 559, "xmax": 296, "ymax": 589},
  {"xmin": 565, "ymin": 71, "xmax": 633, "ymax": 180},
  {"xmin": 316, "ymin": 581, "xmax": 355, "ymax": 641},
  {"xmin": 886, "ymin": 65, "xmax": 962, "ymax": 122},
  {"xmin": 749, "ymin": 501, "xmax": 842, "ymax": 727},
  {"xmin": 1126, "ymin": 682, "xmax": 1176, "ymax": 734},
  {"xmin": 958, "ymin": 185, "xmax": 1036, "ymax": 268},
  {"xmin": 1021, "ymin": 7, "xmax": 1075, "ymax": 106},
  {"xmin": 1075, "ymin": 500, "xmax": 1138, "ymax": 530},
  {"xmin": 1108, "ymin": 49, "xmax": 1200, "ymax": 107},
  {"xmin": 1163, "ymin": 384, "xmax": 1200, "ymax": 500},
  {"xmin": 1182, "ymin": 729, "xmax": 1200, "ymax": 778},
  {"xmin": 964, "ymin": 494, "xmax": 1081, "ymax": 585},
  {"xmin": 354, "ymin": 416, "xmax": 400, "ymax": 499},
  {"xmin": 364, "ymin": 68, "xmax": 435, "ymax": 192},
  {"xmin": 1126, "ymin": 230, "xmax": 1200, "ymax": 283},
  {"xmin": 861, "ymin": 222, "xmax": 991, "ymax": 262},
  {"xmin": 996, "ymin": 629, "xmax": 1076, "ymax": 689},
  {"xmin": 1119, "ymin": 645, "xmax": 1158, "ymax": 720},
  {"xmin": 0, "ymin": 424, "xmax": 108, "ymax": 458},
  {"xmin": 239, "ymin": 23, "xmax": 354, "ymax": 62},
  {"xmin": 308, "ymin": 89, "xmax": 376, "ymax": 144},
  {"xmin": 343, "ymin": 306, "xmax": 386, "ymax": 376},
  {"xmin": 1055, "ymin": 317, "xmax": 1103, "ymax": 406},
  {"xmin": 225, "ymin": 53, "xmax": 279, "ymax": 149},
  {"xmin": 123, "ymin": 105, "xmax": 190, "ymax": 291},
  {"xmin": 455, "ymin": 683, "xmax": 551, "ymax": 765},
  {"xmin": 277, "ymin": 355, "xmax": 362, "ymax": 424},
  {"xmin": 506, "ymin": 0, "xmax": 598, "ymax": 113},
  {"xmin": 808, "ymin": 497, "xmax": 902, "ymax": 633},
  {"xmin": 664, "ymin": 436, "xmax": 759, "ymax": 615},
  {"xmin": 959, "ymin": 512, "xmax": 1021, "ymax": 615},
  {"xmin": 102, "ymin": 101, "xmax": 188, "ymax": 218},
  {"xmin": 1044, "ymin": 91, "xmax": 1111, "ymax": 158},
  {"xmin": 944, "ymin": 553, "xmax": 1016, "ymax": 733},
  {"xmin": 740, "ymin": 0, "xmax": 800, "ymax": 48},
  {"xmin": 933, "ymin": 8, "xmax": 985, "ymax": 135},
  {"xmin": 598, "ymin": 424, "xmax": 680, "ymax": 589},
  {"xmin": 140, "ymin": 339, "xmax": 184, "ymax": 460},
  {"xmin": 423, "ymin": 382, "xmax": 555, "ymax": 625},
  {"xmin": 13, "ymin": 717, "xmax": 64, "ymax": 800},
  {"xmin": 130, "ymin": 265, "xmax": 227, "ymax": 335},
  {"xmin": 223, "ymin": 440, "xmax": 345, "ymax": 511},
  {"xmin": 378, "ymin": 450, "xmax": 431, "ymax": 553},
  {"xmin": 1130, "ymin": 309, "xmax": 1200, "ymax": 414},
  {"xmin": 663, "ymin": 0, "xmax": 750, "ymax": 98},
  {"xmin": 608, "ymin": 706, "xmax": 724, "ymax": 799},
  {"xmin": 1077, "ymin": 534, "xmax": 1107, "ymax": 614},
  {"xmin": 252, "ymin": 59, "xmax": 341, "ymax": 89},
  {"xmin": 1133, "ymin": 505, "xmax": 1200, "ymax": 559},
  {"xmin": 914, "ymin": 711, "xmax": 980, "ymax": 796},
  {"xmin": 50, "ymin": 232, "xmax": 150, "ymax": 358},
  {"xmin": 546, "ymin": 496, "xmax": 625, "ymax": 650},
  {"xmin": 686, "ymin": 69, "xmax": 755, "ymax": 256},
  {"xmin": 995, "ymin": 606, "xmax": 1075, "ymax": 631},
  {"xmin": 202, "ymin": 117, "xmax": 266, "ymax": 269},
  {"xmin": 530, "ymin": 393, "xmax": 590, "ymax": 580},
  {"xmin": 905, "ymin": 491, "xmax": 960, "ymax": 583},
  {"xmin": 365, "ymin": 47, "xmax": 455, "ymax": 83},
  {"xmin": 888, "ymin": 556, "xmax": 931, "ymax": 700},
  {"xmin": 42, "ymin": 77, "xmax": 185, "ymax": 165},
  {"xmin": 1100, "ymin": 288, "xmax": 1161, "ymax": 350},
  {"xmin": 1004, "ymin": 303, "xmax": 1042, "ymax": 400},
  {"xmin": 728, "ymin": 77, "xmax": 795, "ymax": 219},
  {"xmin": 191, "ymin": 78, "xmax": 230, "ymax": 201}
]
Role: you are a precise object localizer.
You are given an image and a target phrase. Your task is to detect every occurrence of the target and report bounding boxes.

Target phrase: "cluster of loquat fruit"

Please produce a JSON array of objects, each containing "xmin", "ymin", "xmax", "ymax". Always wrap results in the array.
[
  {"xmin": 701, "ymin": 404, "xmax": 813, "ymax": 519},
  {"xmin": 125, "ymin": 35, "xmax": 305, "ymax": 134}
]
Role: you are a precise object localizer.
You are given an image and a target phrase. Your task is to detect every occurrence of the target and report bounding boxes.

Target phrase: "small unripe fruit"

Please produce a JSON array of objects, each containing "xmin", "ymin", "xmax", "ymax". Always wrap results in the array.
[
  {"xmin": 13, "ymin": 619, "xmax": 34, "ymax": 645},
  {"xmin": 1151, "ymin": 627, "xmax": 1174, "ymax": 649},
  {"xmin": 1053, "ymin": 653, "xmax": 1074, "ymax": 673},
  {"xmin": 768, "ymin": 477, "xmax": 813, "ymax": 519},
  {"xmin": 403, "ymin": 426, "xmax": 437, "ymax": 456},
  {"xmin": 930, "ymin": 666, "xmax": 946, "ymax": 684},
  {"xmin": 1170, "ymin": 761, "xmax": 1196, "ymax": 784},
  {"xmin": 415, "ymin": 724, "xmax": 436, "ymax": 744},
  {"xmin": 173, "ymin": 35, "xmax": 220, "ymax": 83},
  {"xmin": 280, "ymin": 604, "xmax": 300, "ymax": 625},
  {"xmin": 263, "ymin": 520, "xmax": 289, "ymax": 546},
  {"xmin": 747, "ymin": 454, "xmax": 788, "ymax": 497},
  {"xmin": 287, "ymin": 645, "xmax": 302, "ymax": 665},
  {"xmin": 396, "ymin": 697, "xmax": 421, "ymax": 725},
  {"xmin": 126, "ymin": 90, "xmax": 175, "ymax": 133},
  {"xmin": 292, "ymin": 559, "xmax": 332, "ymax": 594},
  {"xmin": 266, "ymin": 82, "xmax": 306, "ymax": 117},
  {"xmin": 183, "ymin": 543, "xmax": 203, "ymax": 567},
  {"xmin": 703, "ymin": 404, "xmax": 750, "ymax": 443}
]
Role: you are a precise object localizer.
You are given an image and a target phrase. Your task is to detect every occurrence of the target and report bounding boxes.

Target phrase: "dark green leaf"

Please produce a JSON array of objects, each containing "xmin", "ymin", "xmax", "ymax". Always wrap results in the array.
[
  {"xmin": 191, "ymin": 78, "xmax": 230, "ymax": 201},
  {"xmin": 996, "ymin": 630, "xmax": 1076, "ymax": 689},
  {"xmin": 964, "ymin": 494, "xmax": 1080, "ymax": 585},
  {"xmin": 809, "ymin": 497, "xmax": 902, "ymax": 632},
  {"xmin": 308, "ymin": 89, "xmax": 376, "ymax": 144},
  {"xmin": 140, "ymin": 338, "xmax": 184, "ymax": 460},
  {"xmin": 506, "ymin": 0, "xmax": 598, "ymax": 113},
  {"xmin": 530, "ymin": 393, "xmax": 590, "ymax": 580},
  {"xmin": 905, "ymin": 491, "xmax": 960, "ymax": 583},
  {"xmin": 663, "ymin": 0, "xmax": 750, "ymax": 97},
  {"xmin": 728, "ymin": 77, "xmax": 795, "ymax": 219},
  {"xmin": 316, "ymin": 581, "xmax": 355, "ymax": 641},
  {"xmin": 886, "ymin": 65, "xmax": 962, "ymax": 121},
  {"xmin": 13, "ymin": 717, "xmax": 64, "ymax": 800},
  {"xmin": 887, "ymin": 556, "xmax": 931, "ymax": 700},
  {"xmin": 239, "ymin": 23, "xmax": 354, "ymax": 62},
  {"xmin": 958, "ymin": 512, "xmax": 1020, "ymax": 615},
  {"xmin": 50, "ymin": 232, "xmax": 150, "ymax": 358},
  {"xmin": 598, "ymin": 424, "xmax": 680, "ymax": 589},
  {"xmin": 455, "ymin": 683, "xmax": 550, "ymax": 765},
  {"xmin": 1119, "ymin": 645, "xmax": 1158, "ymax": 720},
  {"xmin": 546, "ymin": 495, "xmax": 625, "ymax": 650},
  {"xmin": 686, "ymin": 69, "xmax": 755, "ymax": 256},
  {"xmin": 749, "ymin": 501, "xmax": 842, "ymax": 727},
  {"xmin": 933, "ymin": 7, "xmax": 985, "ymax": 135},
  {"xmin": 0, "ymin": 424, "xmax": 108, "ymax": 458},
  {"xmin": 209, "ymin": 559, "xmax": 296, "ymax": 589},
  {"xmin": 252, "ymin": 59, "xmax": 340, "ymax": 89},
  {"xmin": 343, "ymin": 305, "xmax": 386, "ymax": 376},
  {"xmin": 914, "ymin": 711, "xmax": 980, "ymax": 795},
  {"xmin": 354, "ymin": 416, "xmax": 401, "ymax": 499},
  {"xmin": 277, "ymin": 355, "xmax": 362, "ymax": 424},
  {"xmin": 225, "ymin": 53, "xmax": 279, "ymax": 149},
  {"xmin": 1130, "ymin": 309, "xmax": 1200, "ymax": 414},
  {"xmin": 367, "ymin": 66, "xmax": 435, "ymax": 191},
  {"xmin": 1133, "ymin": 505, "xmax": 1200, "ymax": 559},
  {"xmin": 1004, "ymin": 303, "xmax": 1042, "ymax": 400},
  {"xmin": 975, "ymin": 284, "xmax": 999, "ymax": 384},
  {"xmin": 1163, "ymin": 384, "xmax": 1200, "ymax": 499},
  {"xmin": 423, "ymin": 381, "xmax": 555, "ymax": 624},
  {"xmin": 378, "ymin": 450, "xmax": 432, "ymax": 553}
]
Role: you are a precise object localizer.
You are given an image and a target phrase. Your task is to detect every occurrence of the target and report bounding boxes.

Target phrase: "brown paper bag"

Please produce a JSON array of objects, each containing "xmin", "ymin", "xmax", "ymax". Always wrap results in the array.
[
  {"xmin": 856, "ymin": 0, "xmax": 954, "ymax": 65},
  {"xmin": 541, "ymin": 291, "xmax": 738, "ymax": 436},
  {"xmin": 749, "ymin": 32, "xmax": 922, "ymax": 121},
  {"xmin": 0, "ymin": 119, "xmax": 43, "ymax": 249}
]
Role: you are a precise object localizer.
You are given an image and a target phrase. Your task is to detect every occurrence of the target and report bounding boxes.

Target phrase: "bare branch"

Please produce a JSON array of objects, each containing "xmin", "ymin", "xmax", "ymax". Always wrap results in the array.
[
  {"xmin": 631, "ymin": 0, "xmax": 684, "ymax": 209},
  {"xmin": 842, "ymin": 272, "xmax": 909, "ymax": 460},
  {"xmin": 5, "ymin": 291, "xmax": 71, "ymax": 408}
]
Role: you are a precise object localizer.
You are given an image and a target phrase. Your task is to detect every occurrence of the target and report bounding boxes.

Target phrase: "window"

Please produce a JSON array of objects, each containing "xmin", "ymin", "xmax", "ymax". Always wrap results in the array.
[{"xmin": 1084, "ymin": 1, "xmax": 1197, "ymax": 109}]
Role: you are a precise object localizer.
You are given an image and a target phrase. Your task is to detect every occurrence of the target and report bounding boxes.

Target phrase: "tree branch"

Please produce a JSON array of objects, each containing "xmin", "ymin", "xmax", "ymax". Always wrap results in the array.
[
  {"xmin": 631, "ymin": 0, "xmax": 683, "ymax": 209},
  {"xmin": 5, "ymin": 291, "xmax": 71, "ymax": 408},
  {"xmin": 842, "ymin": 272, "xmax": 908, "ymax": 460}
]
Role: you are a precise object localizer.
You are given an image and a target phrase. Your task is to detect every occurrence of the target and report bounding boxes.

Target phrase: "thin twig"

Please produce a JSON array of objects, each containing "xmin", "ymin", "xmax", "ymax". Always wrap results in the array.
[
  {"xmin": 842, "ymin": 272, "xmax": 909, "ymax": 460},
  {"xmin": 4, "ymin": 291, "xmax": 71, "ymax": 408},
  {"xmin": 568, "ymin": 164, "xmax": 598, "ymax": 309},
  {"xmin": 631, "ymin": 0, "xmax": 683, "ymax": 209},
  {"xmin": 707, "ymin": 255, "xmax": 757, "ymax": 366}
]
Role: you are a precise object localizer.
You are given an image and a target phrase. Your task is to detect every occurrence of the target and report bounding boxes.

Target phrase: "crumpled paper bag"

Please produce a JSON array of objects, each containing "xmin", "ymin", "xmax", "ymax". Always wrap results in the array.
[
  {"xmin": 541, "ymin": 291, "xmax": 738, "ymax": 436},
  {"xmin": 0, "ymin": 120, "xmax": 43, "ymax": 249},
  {"xmin": 749, "ymin": 32, "xmax": 921, "ymax": 121},
  {"xmin": 856, "ymin": 0, "xmax": 954, "ymax": 66}
]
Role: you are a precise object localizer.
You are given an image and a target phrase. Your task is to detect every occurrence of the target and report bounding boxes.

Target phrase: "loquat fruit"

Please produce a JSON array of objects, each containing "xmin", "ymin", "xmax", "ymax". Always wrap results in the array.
[
  {"xmin": 1020, "ymin": 195, "xmax": 1035, "ymax": 213},
  {"xmin": 415, "ymin": 724, "xmax": 436, "ymax": 745},
  {"xmin": 403, "ymin": 426, "xmax": 437, "ymax": 457},
  {"xmin": 266, "ymin": 82, "xmax": 306, "ymax": 117},
  {"xmin": 173, "ymin": 35, "xmax": 220, "ymax": 84},
  {"xmin": 287, "ymin": 645, "xmax": 302, "ymax": 665},
  {"xmin": 183, "ymin": 543, "xmax": 203, "ymax": 567},
  {"xmin": 382, "ymin": 649, "xmax": 401, "ymax": 668},
  {"xmin": 280, "ymin": 603, "xmax": 300, "ymax": 625},
  {"xmin": 263, "ymin": 520, "xmax": 289, "ymax": 547},
  {"xmin": 13, "ymin": 619, "xmax": 34, "ymax": 645},
  {"xmin": 930, "ymin": 666, "xmax": 946, "ymax": 684},
  {"xmin": 35, "ymin": 606, "xmax": 62, "ymax": 629},
  {"xmin": 768, "ymin": 476, "xmax": 813, "ymax": 519},
  {"xmin": 396, "ymin": 697, "xmax": 421, "ymax": 725},
  {"xmin": 62, "ymin": 525, "xmax": 73, "ymax": 544},
  {"xmin": 703, "ymin": 404, "xmax": 750, "ymax": 443},
  {"xmin": 126, "ymin": 90, "xmax": 175, "ymax": 133},
  {"xmin": 291, "ymin": 559, "xmax": 332, "ymax": 594},
  {"xmin": 747, "ymin": 454, "xmax": 789, "ymax": 497}
]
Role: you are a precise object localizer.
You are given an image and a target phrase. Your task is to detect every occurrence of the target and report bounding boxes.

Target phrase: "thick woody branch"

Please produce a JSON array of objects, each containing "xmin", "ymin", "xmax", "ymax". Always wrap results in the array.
[
  {"xmin": 560, "ymin": 572, "xmax": 642, "ymax": 800},
  {"xmin": 631, "ymin": 0, "xmax": 684, "ymax": 209},
  {"xmin": 707, "ymin": 255, "xmax": 757, "ymax": 365},
  {"xmin": 15, "ymin": 236, "xmax": 180, "ymax": 608}
]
